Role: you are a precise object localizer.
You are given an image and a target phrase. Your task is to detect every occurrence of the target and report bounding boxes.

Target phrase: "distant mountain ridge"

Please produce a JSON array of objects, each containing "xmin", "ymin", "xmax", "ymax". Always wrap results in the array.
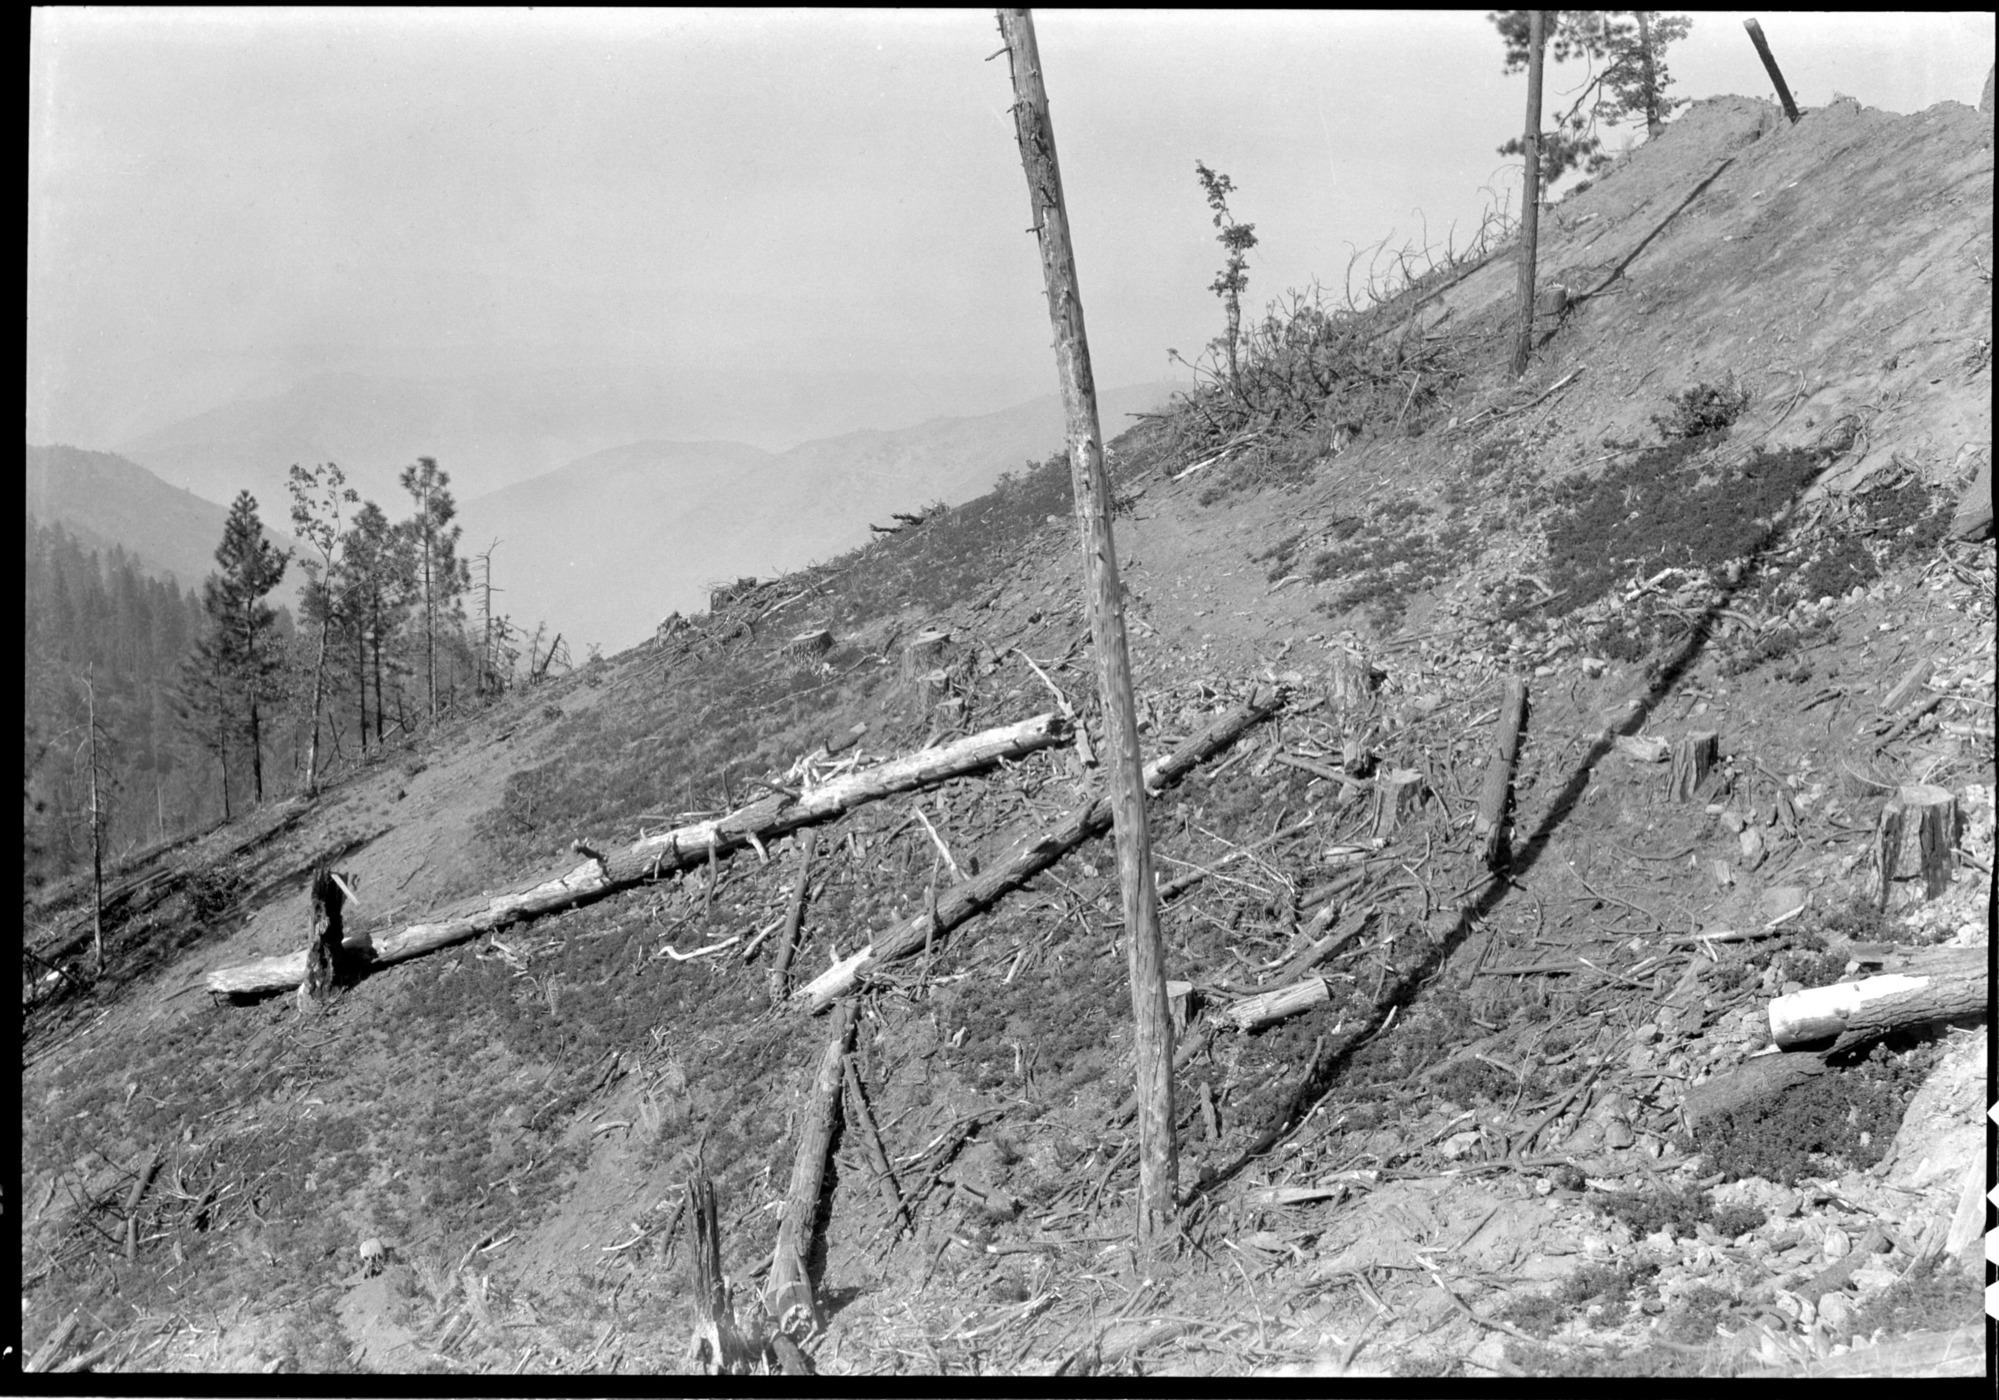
[
  {"xmin": 455, "ymin": 380, "xmax": 1183, "ymax": 651},
  {"xmin": 24, "ymin": 443, "xmax": 286, "ymax": 594}
]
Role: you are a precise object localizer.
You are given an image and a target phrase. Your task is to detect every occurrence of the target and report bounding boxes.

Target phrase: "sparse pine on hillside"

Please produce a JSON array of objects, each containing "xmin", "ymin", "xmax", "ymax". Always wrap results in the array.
[
  {"xmin": 288, "ymin": 462, "xmax": 360, "ymax": 795},
  {"xmin": 339, "ymin": 499, "xmax": 416, "ymax": 752},
  {"xmin": 188, "ymin": 490, "xmax": 290, "ymax": 806},
  {"xmin": 1490, "ymin": 10, "xmax": 1691, "ymax": 187},
  {"xmin": 398, "ymin": 457, "xmax": 473, "ymax": 723}
]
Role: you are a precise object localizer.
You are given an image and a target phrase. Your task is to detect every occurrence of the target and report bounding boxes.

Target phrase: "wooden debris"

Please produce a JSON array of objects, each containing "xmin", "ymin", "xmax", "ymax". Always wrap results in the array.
[
  {"xmin": 799, "ymin": 691, "xmax": 1282, "ymax": 1011},
  {"xmin": 1768, "ymin": 948, "xmax": 1985, "ymax": 1050},
  {"xmin": 300, "ymin": 867, "xmax": 359, "ymax": 1011},
  {"xmin": 1872, "ymin": 783, "xmax": 1958, "ymax": 909},
  {"xmin": 686, "ymin": 1172, "xmax": 758, "ymax": 1375},
  {"xmin": 769, "ymin": 1002, "xmax": 855, "ymax": 1338},
  {"xmin": 206, "ymin": 712, "xmax": 1070, "ymax": 997},
  {"xmin": 1947, "ymin": 455, "xmax": 1992, "ymax": 540},
  {"xmin": 781, "ymin": 628, "xmax": 833, "ymax": 661},
  {"xmin": 1666, "ymin": 730, "xmax": 1718, "ymax": 802},
  {"xmin": 1225, "ymin": 975, "xmax": 1330, "ymax": 1031},
  {"xmin": 841, "ymin": 1051, "xmax": 909, "ymax": 1245},
  {"xmin": 1879, "ymin": 658, "xmax": 1934, "ymax": 713},
  {"xmin": 766, "ymin": 829, "xmax": 817, "ymax": 1005},
  {"xmin": 1369, "ymin": 768, "xmax": 1428, "ymax": 839},
  {"xmin": 1473, "ymin": 676, "xmax": 1529, "ymax": 868}
]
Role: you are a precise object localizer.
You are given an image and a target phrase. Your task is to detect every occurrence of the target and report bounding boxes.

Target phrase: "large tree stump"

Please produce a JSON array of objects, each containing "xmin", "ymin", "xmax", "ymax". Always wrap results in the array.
[
  {"xmin": 1370, "ymin": 768, "xmax": 1428, "ymax": 839},
  {"xmin": 1872, "ymin": 783, "xmax": 1958, "ymax": 910},
  {"xmin": 299, "ymin": 869, "xmax": 360, "ymax": 1011},
  {"xmin": 1667, "ymin": 730, "xmax": 1718, "ymax": 803}
]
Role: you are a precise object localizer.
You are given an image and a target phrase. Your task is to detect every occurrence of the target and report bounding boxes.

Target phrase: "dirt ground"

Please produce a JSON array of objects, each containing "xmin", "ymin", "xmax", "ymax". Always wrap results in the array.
[{"xmin": 21, "ymin": 86, "xmax": 1993, "ymax": 1378}]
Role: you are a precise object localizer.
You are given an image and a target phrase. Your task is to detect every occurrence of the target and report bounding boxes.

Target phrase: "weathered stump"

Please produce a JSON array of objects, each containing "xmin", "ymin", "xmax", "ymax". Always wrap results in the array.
[
  {"xmin": 781, "ymin": 628, "xmax": 833, "ymax": 662},
  {"xmin": 1327, "ymin": 647, "xmax": 1384, "ymax": 713},
  {"xmin": 1872, "ymin": 783, "xmax": 1958, "ymax": 910},
  {"xmin": 1667, "ymin": 730, "xmax": 1718, "ymax": 803},
  {"xmin": 1370, "ymin": 768, "xmax": 1428, "ymax": 839},
  {"xmin": 300, "ymin": 868, "xmax": 356, "ymax": 1011}
]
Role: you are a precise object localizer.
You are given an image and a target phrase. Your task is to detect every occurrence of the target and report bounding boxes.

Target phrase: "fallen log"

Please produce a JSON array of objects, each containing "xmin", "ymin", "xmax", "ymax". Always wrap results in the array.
[
  {"xmin": 1768, "ymin": 949, "xmax": 1986, "ymax": 1050},
  {"xmin": 799, "ymin": 690, "xmax": 1284, "ymax": 1012},
  {"xmin": 1225, "ymin": 975, "xmax": 1330, "ymax": 1031},
  {"xmin": 206, "ymin": 711, "xmax": 1070, "ymax": 997},
  {"xmin": 1686, "ymin": 949, "xmax": 1987, "ymax": 1128},
  {"xmin": 768, "ymin": 1002, "xmax": 856, "ymax": 1337}
]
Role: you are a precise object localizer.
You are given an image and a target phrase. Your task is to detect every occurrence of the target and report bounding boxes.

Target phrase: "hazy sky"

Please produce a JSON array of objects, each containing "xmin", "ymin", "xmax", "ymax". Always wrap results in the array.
[{"xmin": 28, "ymin": 9, "xmax": 1993, "ymax": 453}]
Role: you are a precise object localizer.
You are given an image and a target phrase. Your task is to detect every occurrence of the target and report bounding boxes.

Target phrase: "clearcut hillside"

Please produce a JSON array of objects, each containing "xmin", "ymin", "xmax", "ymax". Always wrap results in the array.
[{"xmin": 21, "ymin": 90, "xmax": 1992, "ymax": 1378}]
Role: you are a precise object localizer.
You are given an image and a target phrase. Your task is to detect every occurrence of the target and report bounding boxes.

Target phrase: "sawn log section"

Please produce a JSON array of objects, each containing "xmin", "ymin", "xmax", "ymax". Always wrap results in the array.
[
  {"xmin": 206, "ymin": 712, "xmax": 1071, "ymax": 997},
  {"xmin": 800, "ymin": 690, "xmax": 1283, "ymax": 1011}
]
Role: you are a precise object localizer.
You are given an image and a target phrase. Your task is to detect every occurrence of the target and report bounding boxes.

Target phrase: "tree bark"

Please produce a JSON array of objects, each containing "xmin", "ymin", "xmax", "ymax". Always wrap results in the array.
[
  {"xmin": 768, "ymin": 1001, "xmax": 856, "ymax": 1337},
  {"xmin": 766, "ymin": 829, "xmax": 817, "ymax": 1006},
  {"xmin": 686, "ymin": 1173, "xmax": 757, "ymax": 1375},
  {"xmin": 1000, "ymin": 5, "xmax": 1176, "ymax": 1249},
  {"xmin": 799, "ymin": 690, "xmax": 1280, "ymax": 1011},
  {"xmin": 1872, "ymin": 783, "xmax": 1958, "ymax": 910},
  {"xmin": 1667, "ymin": 730, "xmax": 1718, "ymax": 802},
  {"xmin": 1769, "ymin": 949, "xmax": 1985, "ymax": 1050},
  {"xmin": 1474, "ymin": 676, "xmax": 1528, "ymax": 868},
  {"xmin": 206, "ymin": 712, "xmax": 1070, "ymax": 996},
  {"xmin": 1370, "ymin": 768, "xmax": 1428, "ymax": 839},
  {"xmin": 1225, "ymin": 975, "xmax": 1330, "ymax": 1031},
  {"xmin": 1510, "ymin": 7, "xmax": 1546, "ymax": 378}
]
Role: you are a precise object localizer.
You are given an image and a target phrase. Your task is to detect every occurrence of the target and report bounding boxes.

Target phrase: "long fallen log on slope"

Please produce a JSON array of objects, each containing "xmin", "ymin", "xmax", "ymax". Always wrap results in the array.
[
  {"xmin": 798, "ymin": 689, "xmax": 1284, "ymax": 1012},
  {"xmin": 205, "ymin": 711, "xmax": 1071, "ymax": 997}
]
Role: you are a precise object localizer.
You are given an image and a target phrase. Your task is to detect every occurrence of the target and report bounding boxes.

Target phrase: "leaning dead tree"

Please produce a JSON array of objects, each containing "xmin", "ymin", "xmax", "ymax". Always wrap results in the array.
[{"xmin": 206, "ymin": 711, "xmax": 1071, "ymax": 997}]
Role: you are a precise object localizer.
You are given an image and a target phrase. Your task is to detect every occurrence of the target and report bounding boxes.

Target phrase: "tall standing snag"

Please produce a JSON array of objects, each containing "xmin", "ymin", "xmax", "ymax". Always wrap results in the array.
[
  {"xmin": 1511, "ymin": 7, "xmax": 1547, "ymax": 379},
  {"xmin": 997, "ymin": 7, "xmax": 1177, "ymax": 1249}
]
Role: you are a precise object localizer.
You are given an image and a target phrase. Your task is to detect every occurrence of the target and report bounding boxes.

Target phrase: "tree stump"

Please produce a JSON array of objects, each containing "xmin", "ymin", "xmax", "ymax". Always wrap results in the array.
[
  {"xmin": 1327, "ymin": 648, "xmax": 1384, "ymax": 713},
  {"xmin": 300, "ymin": 868, "xmax": 356, "ymax": 1011},
  {"xmin": 781, "ymin": 628, "xmax": 833, "ymax": 663},
  {"xmin": 686, "ymin": 1173, "xmax": 758, "ymax": 1375},
  {"xmin": 1872, "ymin": 783, "xmax": 1958, "ymax": 910},
  {"xmin": 1667, "ymin": 730, "xmax": 1718, "ymax": 803},
  {"xmin": 1370, "ymin": 768, "xmax": 1428, "ymax": 839}
]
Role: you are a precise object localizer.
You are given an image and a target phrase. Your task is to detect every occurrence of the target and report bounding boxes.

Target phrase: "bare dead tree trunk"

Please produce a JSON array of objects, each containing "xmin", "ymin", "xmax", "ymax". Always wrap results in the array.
[
  {"xmin": 1511, "ymin": 8, "xmax": 1547, "ymax": 378},
  {"xmin": 1002, "ymin": 5, "xmax": 1177, "ymax": 1251},
  {"xmin": 85, "ymin": 666, "xmax": 106, "ymax": 975},
  {"xmin": 1742, "ymin": 19, "xmax": 1800, "ymax": 124}
]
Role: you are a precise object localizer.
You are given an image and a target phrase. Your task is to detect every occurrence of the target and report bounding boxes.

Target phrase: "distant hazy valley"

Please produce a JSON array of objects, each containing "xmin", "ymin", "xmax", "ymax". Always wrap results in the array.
[{"xmin": 32, "ymin": 374, "xmax": 1183, "ymax": 651}]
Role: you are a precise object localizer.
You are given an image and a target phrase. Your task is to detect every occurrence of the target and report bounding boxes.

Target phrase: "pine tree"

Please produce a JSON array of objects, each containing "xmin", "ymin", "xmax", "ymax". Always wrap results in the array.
[
  {"xmin": 193, "ymin": 491, "xmax": 290, "ymax": 805},
  {"xmin": 398, "ymin": 457, "xmax": 469, "ymax": 723},
  {"xmin": 1490, "ymin": 11, "xmax": 1692, "ymax": 186},
  {"xmin": 288, "ymin": 462, "xmax": 359, "ymax": 794},
  {"xmin": 340, "ymin": 500, "xmax": 414, "ymax": 752}
]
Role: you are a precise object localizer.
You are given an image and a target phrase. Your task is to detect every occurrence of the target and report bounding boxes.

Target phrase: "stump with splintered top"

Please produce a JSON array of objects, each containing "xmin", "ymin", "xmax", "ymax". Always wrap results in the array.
[
  {"xmin": 300, "ymin": 868, "xmax": 359, "ymax": 1011},
  {"xmin": 1667, "ymin": 730, "xmax": 1719, "ymax": 803},
  {"xmin": 1370, "ymin": 768, "xmax": 1428, "ymax": 839},
  {"xmin": 1872, "ymin": 783, "xmax": 1958, "ymax": 910}
]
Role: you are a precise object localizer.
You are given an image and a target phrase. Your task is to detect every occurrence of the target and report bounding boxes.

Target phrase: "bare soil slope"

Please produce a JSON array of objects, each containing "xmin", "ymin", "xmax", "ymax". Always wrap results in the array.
[{"xmin": 22, "ymin": 90, "xmax": 1992, "ymax": 1378}]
